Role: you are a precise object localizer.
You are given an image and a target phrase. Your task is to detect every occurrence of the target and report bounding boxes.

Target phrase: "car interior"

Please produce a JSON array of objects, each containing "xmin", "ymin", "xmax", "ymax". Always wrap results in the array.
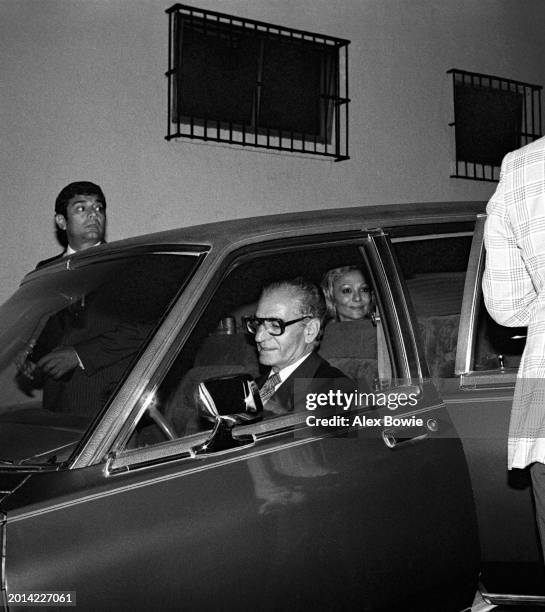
[
  {"xmin": 131, "ymin": 232, "xmax": 527, "ymax": 447},
  {"xmin": 138, "ymin": 242, "xmax": 385, "ymax": 442}
]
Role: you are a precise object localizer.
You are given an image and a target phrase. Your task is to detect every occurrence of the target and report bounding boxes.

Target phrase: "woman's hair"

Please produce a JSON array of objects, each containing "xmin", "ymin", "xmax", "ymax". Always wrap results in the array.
[{"xmin": 320, "ymin": 265, "xmax": 370, "ymax": 320}]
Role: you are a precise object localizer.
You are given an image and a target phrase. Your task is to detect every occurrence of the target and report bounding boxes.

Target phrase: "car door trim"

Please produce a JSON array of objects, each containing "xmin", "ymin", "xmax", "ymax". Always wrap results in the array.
[{"xmin": 456, "ymin": 214, "xmax": 486, "ymax": 375}]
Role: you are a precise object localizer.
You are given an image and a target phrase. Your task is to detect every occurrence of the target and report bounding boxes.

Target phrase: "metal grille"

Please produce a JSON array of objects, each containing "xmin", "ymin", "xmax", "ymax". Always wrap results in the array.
[
  {"xmin": 448, "ymin": 69, "xmax": 542, "ymax": 182},
  {"xmin": 166, "ymin": 4, "xmax": 350, "ymax": 161}
]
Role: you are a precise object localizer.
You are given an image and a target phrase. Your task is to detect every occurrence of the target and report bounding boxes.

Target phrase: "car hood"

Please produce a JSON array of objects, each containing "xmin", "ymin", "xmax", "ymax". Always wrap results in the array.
[
  {"xmin": 0, "ymin": 471, "xmax": 31, "ymax": 499},
  {"xmin": 0, "ymin": 408, "xmax": 90, "ymax": 466}
]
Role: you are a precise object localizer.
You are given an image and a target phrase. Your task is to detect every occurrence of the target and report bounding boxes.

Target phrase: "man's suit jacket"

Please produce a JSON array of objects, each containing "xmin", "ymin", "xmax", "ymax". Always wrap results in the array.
[
  {"xmin": 257, "ymin": 351, "xmax": 358, "ymax": 415},
  {"xmin": 28, "ymin": 289, "xmax": 150, "ymax": 418},
  {"xmin": 26, "ymin": 252, "xmax": 183, "ymax": 418},
  {"xmin": 35, "ymin": 242, "xmax": 105, "ymax": 269},
  {"xmin": 36, "ymin": 253, "xmax": 65, "ymax": 268}
]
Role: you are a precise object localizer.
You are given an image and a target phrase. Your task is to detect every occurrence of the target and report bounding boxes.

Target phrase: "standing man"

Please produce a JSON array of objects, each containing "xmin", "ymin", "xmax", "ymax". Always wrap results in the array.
[
  {"xmin": 483, "ymin": 135, "xmax": 545, "ymax": 558},
  {"xmin": 19, "ymin": 180, "xmax": 148, "ymax": 417},
  {"xmin": 37, "ymin": 181, "xmax": 107, "ymax": 268},
  {"xmin": 29, "ymin": 181, "xmax": 108, "ymax": 385}
]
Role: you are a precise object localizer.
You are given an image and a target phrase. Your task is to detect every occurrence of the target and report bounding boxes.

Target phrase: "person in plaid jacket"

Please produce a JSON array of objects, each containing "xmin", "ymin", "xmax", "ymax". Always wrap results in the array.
[{"xmin": 483, "ymin": 135, "xmax": 545, "ymax": 558}]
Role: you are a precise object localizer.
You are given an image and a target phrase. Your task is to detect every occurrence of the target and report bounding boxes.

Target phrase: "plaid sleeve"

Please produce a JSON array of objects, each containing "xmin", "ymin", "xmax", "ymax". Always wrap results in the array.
[{"xmin": 482, "ymin": 152, "xmax": 537, "ymax": 327}]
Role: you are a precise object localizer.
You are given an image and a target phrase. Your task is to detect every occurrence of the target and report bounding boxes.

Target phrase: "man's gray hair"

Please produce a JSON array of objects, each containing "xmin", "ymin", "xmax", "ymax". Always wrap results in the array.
[{"xmin": 261, "ymin": 277, "xmax": 327, "ymax": 330}]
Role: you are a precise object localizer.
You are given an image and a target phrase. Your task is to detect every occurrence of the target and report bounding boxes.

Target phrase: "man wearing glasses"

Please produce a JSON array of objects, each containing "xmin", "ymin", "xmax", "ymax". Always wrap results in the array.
[{"xmin": 245, "ymin": 277, "xmax": 354, "ymax": 415}]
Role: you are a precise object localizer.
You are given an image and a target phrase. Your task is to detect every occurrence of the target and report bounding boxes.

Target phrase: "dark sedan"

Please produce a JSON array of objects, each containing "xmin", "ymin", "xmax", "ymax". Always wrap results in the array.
[{"xmin": 0, "ymin": 202, "xmax": 543, "ymax": 611}]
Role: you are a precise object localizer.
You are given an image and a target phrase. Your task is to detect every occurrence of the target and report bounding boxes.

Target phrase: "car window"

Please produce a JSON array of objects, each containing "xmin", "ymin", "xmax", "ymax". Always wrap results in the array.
[
  {"xmin": 126, "ymin": 241, "xmax": 394, "ymax": 450},
  {"xmin": 0, "ymin": 252, "xmax": 199, "ymax": 466},
  {"xmin": 452, "ymin": 215, "xmax": 526, "ymax": 383},
  {"xmin": 392, "ymin": 233, "xmax": 473, "ymax": 381}
]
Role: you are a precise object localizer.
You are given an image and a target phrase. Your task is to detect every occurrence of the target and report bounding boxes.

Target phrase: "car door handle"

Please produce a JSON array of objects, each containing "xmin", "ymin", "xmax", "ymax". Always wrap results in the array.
[{"xmin": 382, "ymin": 426, "xmax": 429, "ymax": 449}]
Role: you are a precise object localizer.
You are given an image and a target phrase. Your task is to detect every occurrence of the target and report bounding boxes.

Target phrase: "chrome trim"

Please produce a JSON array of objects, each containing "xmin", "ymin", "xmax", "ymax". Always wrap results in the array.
[
  {"xmin": 12, "ymin": 432, "xmax": 340, "ymax": 523},
  {"xmin": 481, "ymin": 592, "xmax": 545, "ymax": 606},
  {"xmin": 455, "ymin": 214, "xmax": 486, "ymax": 375},
  {"xmin": 382, "ymin": 428, "xmax": 428, "ymax": 449},
  {"xmin": 364, "ymin": 231, "xmax": 413, "ymax": 381},
  {"xmin": 460, "ymin": 369, "xmax": 517, "ymax": 390},
  {"xmin": 0, "ymin": 510, "xmax": 6, "ymax": 611},
  {"xmin": 391, "ymin": 231, "xmax": 473, "ymax": 243},
  {"xmin": 443, "ymin": 395, "xmax": 514, "ymax": 404}
]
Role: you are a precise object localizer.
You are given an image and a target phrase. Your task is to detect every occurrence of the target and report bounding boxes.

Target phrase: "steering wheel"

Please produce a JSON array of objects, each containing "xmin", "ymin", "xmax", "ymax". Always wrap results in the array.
[{"xmin": 147, "ymin": 405, "xmax": 177, "ymax": 440}]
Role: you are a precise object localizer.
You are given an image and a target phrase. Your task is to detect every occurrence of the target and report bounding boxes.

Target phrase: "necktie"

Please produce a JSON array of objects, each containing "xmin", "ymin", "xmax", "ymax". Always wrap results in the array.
[{"xmin": 260, "ymin": 372, "xmax": 281, "ymax": 405}]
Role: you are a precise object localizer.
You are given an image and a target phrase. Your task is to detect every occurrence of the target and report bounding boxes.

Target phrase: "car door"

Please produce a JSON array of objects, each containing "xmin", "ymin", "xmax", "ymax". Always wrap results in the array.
[
  {"xmin": 3, "ymin": 231, "xmax": 479, "ymax": 611},
  {"xmin": 390, "ymin": 215, "xmax": 545, "ymax": 605}
]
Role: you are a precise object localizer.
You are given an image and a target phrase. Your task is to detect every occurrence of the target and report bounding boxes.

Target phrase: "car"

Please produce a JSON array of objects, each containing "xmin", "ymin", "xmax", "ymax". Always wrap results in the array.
[{"xmin": 0, "ymin": 201, "xmax": 543, "ymax": 611}]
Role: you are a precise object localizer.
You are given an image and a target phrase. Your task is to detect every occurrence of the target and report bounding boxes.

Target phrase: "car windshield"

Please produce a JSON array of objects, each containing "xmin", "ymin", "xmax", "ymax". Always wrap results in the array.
[{"xmin": 0, "ymin": 251, "xmax": 200, "ymax": 468}]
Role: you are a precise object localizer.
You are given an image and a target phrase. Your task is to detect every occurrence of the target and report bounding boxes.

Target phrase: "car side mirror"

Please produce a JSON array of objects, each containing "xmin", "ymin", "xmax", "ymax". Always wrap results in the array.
[{"xmin": 192, "ymin": 374, "xmax": 263, "ymax": 454}]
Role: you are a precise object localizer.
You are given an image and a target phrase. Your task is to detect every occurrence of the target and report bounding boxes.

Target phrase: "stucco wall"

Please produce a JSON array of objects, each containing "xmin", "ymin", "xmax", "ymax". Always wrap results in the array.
[{"xmin": 1, "ymin": 0, "xmax": 544, "ymax": 303}]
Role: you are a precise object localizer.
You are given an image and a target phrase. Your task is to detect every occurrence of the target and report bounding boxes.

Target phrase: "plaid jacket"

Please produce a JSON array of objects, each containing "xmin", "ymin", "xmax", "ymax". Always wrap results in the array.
[{"xmin": 483, "ymin": 135, "xmax": 545, "ymax": 469}]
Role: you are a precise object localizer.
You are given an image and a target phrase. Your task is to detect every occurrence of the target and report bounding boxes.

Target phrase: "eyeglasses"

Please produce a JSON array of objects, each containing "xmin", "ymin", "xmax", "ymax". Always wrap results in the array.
[{"xmin": 244, "ymin": 316, "xmax": 312, "ymax": 336}]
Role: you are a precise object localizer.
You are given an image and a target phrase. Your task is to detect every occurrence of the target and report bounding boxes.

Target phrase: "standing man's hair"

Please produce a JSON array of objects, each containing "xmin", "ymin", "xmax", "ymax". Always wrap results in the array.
[{"xmin": 55, "ymin": 182, "xmax": 107, "ymax": 217}]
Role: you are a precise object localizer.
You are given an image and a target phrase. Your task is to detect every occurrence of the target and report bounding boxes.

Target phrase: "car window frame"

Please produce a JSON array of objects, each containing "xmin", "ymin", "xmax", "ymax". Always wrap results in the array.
[
  {"xmin": 67, "ymin": 246, "xmax": 210, "ymax": 469},
  {"xmin": 386, "ymin": 223, "xmax": 475, "ymax": 384},
  {"xmin": 455, "ymin": 214, "xmax": 518, "ymax": 389},
  {"xmin": 77, "ymin": 231, "xmax": 369, "ymax": 469},
  {"xmin": 102, "ymin": 230, "xmax": 424, "ymax": 474}
]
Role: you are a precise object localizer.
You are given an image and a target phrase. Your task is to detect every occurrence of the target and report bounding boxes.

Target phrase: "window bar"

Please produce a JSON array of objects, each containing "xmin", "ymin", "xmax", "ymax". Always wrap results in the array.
[
  {"xmin": 451, "ymin": 67, "xmax": 540, "ymax": 90},
  {"xmin": 537, "ymin": 88, "xmax": 543, "ymax": 134},
  {"xmin": 290, "ymin": 31, "xmax": 296, "ymax": 153},
  {"xmin": 167, "ymin": 10, "xmax": 173, "ymax": 139},
  {"xmin": 173, "ymin": 10, "xmax": 182, "ymax": 138},
  {"xmin": 522, "ymin": 85, "xmax": 527, "ymax": 147},
  {"xmin": 201, "ymin": 11, "xmax": 209, "ymax": 141},
  {"xmin": 532, "ymin": 86, "xmax": 537, "ymax": 140},
  {"xmin": 535, "ymin": 88, "xmax": 540, "ymax": 137},
  {"xmin": 187, "ymin": 9, "xmax": 195, "ymax": 139},
  {"xmin": 535, "ymin": 87, "xmax": 539, "ymax": 139},
  {"xmin": 451, "ymin": 70, "xmax": 457, "ymax": 177},
  {"xmin": 228, "ymin": 18, "xmax": 234, "ymax": 144},
  {"xmin": 316, "ymin": 44, "xmax": 323, "ymax": 155},
  {"xmin": 254, "ymin": 34, "xmax": 265, "ymax": 148},
  {"xmin": 176, "ymin": 13, "xmax": 182, "ymax": 138},
  {"xmin": 215, "ymin": 15, "xmax": 223, "ymax": 142},
  {"xmin": 334, "ymin": 47, "xmax": 342, "ymax": 159},
  {"xmin": 344, "ymin": 43, "xmax": 349, "ymax": 160},
  {"xmin": 171, "ymin": 2, "xmax": 349, "ymax": 46},
  {"xmin": 324, "ymin": 47, "xmax": 332, "ymax": 157},
  {"xmin": 529, "ymin": 88, "xmax": 533, "ymax": 143}
]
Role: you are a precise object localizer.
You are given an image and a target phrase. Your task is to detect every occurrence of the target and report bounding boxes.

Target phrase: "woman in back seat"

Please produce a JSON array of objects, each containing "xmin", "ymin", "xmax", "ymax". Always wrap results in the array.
[
  {"xmin": 321, "ymin": 266, "xmax": 373, "ymax": 322},
  {"xmin": 319, "ymin": 266, "xmax": 379, "ymax": 387}
]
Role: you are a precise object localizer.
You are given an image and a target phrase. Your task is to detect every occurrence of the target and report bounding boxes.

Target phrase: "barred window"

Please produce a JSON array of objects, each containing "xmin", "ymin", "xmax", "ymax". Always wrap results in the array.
[
  {"xmin": 166, "ymin": 4, "xmax": 350, "ymax": 161},
  {"xmin": 448, "ymin": 69, "xmax": 542, "ymax": 182}
]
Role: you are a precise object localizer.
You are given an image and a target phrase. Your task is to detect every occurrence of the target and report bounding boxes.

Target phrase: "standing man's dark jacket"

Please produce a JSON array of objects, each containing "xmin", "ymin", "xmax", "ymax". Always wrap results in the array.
[{"xmin": 28, "ymin": 286, "xmax": 148, "ymax": 417}]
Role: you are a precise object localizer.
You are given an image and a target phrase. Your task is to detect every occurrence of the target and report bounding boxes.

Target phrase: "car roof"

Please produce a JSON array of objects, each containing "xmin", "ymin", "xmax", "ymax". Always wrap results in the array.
[{"xmin": 30, "ymin": 201, "xmax": 486, "ymax": 275}]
